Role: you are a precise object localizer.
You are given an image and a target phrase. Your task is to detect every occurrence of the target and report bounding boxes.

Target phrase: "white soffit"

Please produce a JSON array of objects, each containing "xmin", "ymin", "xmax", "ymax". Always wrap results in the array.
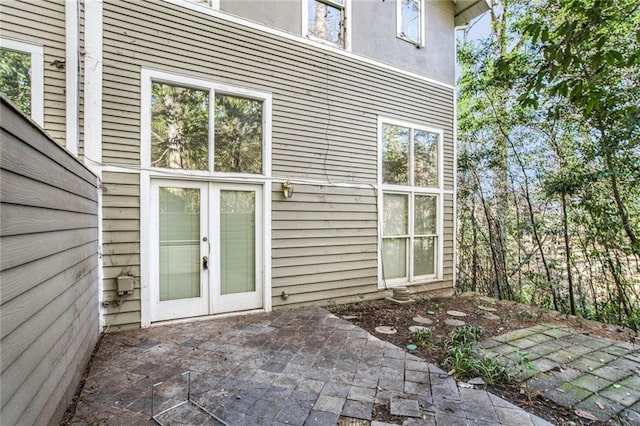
[{"xmin": 453, "ymin": 0, "xmax": 491, "ymax": 26}]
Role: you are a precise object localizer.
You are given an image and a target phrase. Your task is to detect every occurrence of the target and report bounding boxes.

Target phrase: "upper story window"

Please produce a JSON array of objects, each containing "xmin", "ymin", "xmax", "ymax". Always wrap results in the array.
[
  {"xmin": 142, "ymin": 70, "xmax": 271, "ymax": 176},
  {"xmin": 380, "ymin": 120, "xmax": 442, "ymax": 285},
  {"xmin": 382, "ymin": 123, "xmax": 438, "ymax": 188},
  {"xmin": 305, "ymin": 0, "xmax": 348, "ymax": 48},
  {"xmin": 0, "ymin": 39, "xmax": 44, "ymax": 125},
  {"xmin": 397, "ymin": 0, "xmax": 423, "ymax": 46}
]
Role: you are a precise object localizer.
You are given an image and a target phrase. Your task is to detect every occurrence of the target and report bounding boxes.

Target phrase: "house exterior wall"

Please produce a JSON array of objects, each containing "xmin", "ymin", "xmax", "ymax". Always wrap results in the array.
[
  {"xmin": 98, "ymin": 0, "xmax": 455, "ymax": 330},
  {"xmin": 352, "ymin": 0, "xmax": 456, "ymax": 85},
  {"xmin": 0, "ymin": 99, "xmax": 100, "ymax": 426},
  {"xmin": 218, "ymin": 0, "xmax": 456, "ymax": 85},
  {"xmin": 220, "ymin": 0, "xmax": 302, "ymax": 34},
  {"xmin": 0, "ymin": 0, "xmax": 67, "ymax": 142}
]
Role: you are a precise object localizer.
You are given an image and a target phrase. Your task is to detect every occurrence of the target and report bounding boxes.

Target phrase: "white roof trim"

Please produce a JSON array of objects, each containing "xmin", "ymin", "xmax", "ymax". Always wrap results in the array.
[{"xmin": 453, "ymin": 0, "xmax": 491, "ymax": 27}]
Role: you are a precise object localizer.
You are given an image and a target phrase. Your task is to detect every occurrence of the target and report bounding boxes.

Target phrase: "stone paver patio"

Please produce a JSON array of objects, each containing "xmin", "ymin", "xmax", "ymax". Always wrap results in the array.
[
  {"xmin": 68, "ymin": 307, "xmax": 552, "ymax": 425},
  {"xmin": 479, "ymin": 323, "xmax": 640, "ymax": 425}
]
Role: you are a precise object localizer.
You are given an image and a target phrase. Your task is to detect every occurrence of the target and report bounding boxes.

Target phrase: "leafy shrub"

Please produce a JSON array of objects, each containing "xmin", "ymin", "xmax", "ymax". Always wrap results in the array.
[{"xmin": 412, "ymin": 327, "xmax": 433, "ymax": 347}]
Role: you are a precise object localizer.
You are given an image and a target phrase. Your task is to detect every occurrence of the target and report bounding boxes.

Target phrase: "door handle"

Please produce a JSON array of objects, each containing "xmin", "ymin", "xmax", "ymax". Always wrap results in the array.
[{"xmin": 202, "ymin": 256, "xmax": 208, "ymax": 270}]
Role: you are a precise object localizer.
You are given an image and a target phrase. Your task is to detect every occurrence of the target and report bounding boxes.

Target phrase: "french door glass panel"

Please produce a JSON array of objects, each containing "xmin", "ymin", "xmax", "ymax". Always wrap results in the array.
[
  {"xmin": 152, "ymin": 180, "xmax": 262, "ymax": 321},
  {"xmin": 220, "ymin": 190, "xmax": 256, "ymax": 295},
  {"xmin": 159, "ymin": 187, "xmax": 201, "ymax": 301}
]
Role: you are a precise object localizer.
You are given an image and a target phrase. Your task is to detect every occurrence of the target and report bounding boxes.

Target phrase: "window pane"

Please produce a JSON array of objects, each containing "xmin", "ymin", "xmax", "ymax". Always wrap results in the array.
[
  {"xmin": 159, "ymin": 188, "xmax": 201, "ymax": 301},
  {"xmin": 383, "ymin": 193, "xmax": 408, "ymax": 236},
  {"xmin": 400, "ymin": 0, "xmax": 421, "ymax": 44},
  {"xmin": 151, "ymin": 83, "xmax": 209, "ymax": 170},
  {"xmin": 414, "ymin": 130, "xmax": 438, "ymax": 187},
  {"xmin": 220, "ymin": 191, "xmax": 256, "ymax": 295},
  {"xmin": 382, "ymin": 124, "xmax": 410, "ymax": 185},
  {"xmin": 415, "ymin": 195, "xmax": 437, "ymax": 234},
  {"xmin": 214, "ymin": 94, "xmax": 263, "ymax": 174},
  {"xmin": 0, "ymin": 49, "xmax": 31, "ymax": 116},
  {"xmin": 414, "ymin": 237, "xmax": 435, "ymax": 276},
  {"xmin": 383, "ymin": 238, "xmax": 407, "ymax": 279},
  {"xmin": 308, "ymin": 0, "xmax": 344, "ymax": 46}
]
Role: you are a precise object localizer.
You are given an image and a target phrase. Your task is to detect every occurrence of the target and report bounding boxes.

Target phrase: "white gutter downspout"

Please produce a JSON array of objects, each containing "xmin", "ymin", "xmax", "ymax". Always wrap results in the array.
[
  {"xmin": 65, "ymin": 0, "xmax": 79, "ymax": 155},
  {"xmin": 84, "ymin": 0, "xmax": 104, "ymax": 330}
]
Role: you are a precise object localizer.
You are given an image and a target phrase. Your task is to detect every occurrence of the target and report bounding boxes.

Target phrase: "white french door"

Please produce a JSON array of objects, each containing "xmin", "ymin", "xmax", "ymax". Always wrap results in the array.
[{"xmin": 150, "ymin": 180, "xmax": 263, "ymax": 322}]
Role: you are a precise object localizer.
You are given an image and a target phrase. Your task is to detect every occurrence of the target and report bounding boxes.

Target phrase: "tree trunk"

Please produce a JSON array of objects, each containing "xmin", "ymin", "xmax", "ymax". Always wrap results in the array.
[{"xmin": 561, "ymin": 193, "xmax": 576, "ymax": 315}]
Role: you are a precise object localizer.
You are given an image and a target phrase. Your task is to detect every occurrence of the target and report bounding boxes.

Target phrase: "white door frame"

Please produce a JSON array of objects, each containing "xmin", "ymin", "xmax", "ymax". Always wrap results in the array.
[
  {"xmin": 210, "ymin": 182, "xmax": 264, "ymax": 314},
  {"xmin": 149, "ymin": 180, "xmax": 210, "ymax": 322},
  {"xmin": 140, "ymin": 173, "xmax": 272, "ymax": 327}
]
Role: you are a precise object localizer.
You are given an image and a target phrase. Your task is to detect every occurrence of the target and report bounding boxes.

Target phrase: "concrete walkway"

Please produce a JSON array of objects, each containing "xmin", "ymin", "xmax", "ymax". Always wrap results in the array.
[
  {"xmin": 68, "ymin": 307, "xmax": 551, "ymax": 425},
  {"xmin": 479, "ymin": 323, "xmax": 639, "ymax": 424}
]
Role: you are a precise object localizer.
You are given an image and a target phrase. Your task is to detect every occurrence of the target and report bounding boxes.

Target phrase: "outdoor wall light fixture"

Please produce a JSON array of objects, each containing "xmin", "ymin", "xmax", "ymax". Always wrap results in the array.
[{"xmin": 282, "ymin": 180, "xmax": 294, "ymax": 198}]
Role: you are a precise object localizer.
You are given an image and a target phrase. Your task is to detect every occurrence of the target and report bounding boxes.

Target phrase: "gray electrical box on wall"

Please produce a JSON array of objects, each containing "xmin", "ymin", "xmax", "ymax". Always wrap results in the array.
[{"xmin": 116, "ymin": 276, "xmax": 134, "ymax": 296}]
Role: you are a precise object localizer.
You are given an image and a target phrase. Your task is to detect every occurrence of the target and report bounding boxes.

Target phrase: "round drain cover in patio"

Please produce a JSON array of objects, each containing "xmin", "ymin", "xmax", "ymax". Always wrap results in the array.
[
  {"xmin": 444, "ymin": 319, "xmax": 466, "ymax": 326},
  {"xmin": 446, "ymin": 310, "xmax": 468, "ymax": 317},
  {"xmin": 413, "ymin": 316, "xmax": 433, "ymax": 325},
  {"xmin": 375, "ymin": 326, "xmax": 397, "ymax": 334},
  {"xmin": 409, "ymin": 325, "xmax": 431, "ymax": 333}
]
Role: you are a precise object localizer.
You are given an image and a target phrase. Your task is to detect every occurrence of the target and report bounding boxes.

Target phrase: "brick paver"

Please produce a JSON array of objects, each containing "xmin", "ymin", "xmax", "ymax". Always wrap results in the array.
[
  {"xmin": 481, "ymin": 323, "xmax": 640, "ymax": 424},
  {"xmin": 68, "ymin": 307, "xmax": 551, "ymax": 425}
]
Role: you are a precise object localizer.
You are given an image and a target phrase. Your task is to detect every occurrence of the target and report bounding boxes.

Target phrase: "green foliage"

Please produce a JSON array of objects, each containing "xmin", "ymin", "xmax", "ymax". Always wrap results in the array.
[
  {"xmin": 457, "ymin": 0, "xmax": 640, "ymax": 330},
  {"xmin": 446, "ymin": 325, "xmax": 485, "ymax": 348},
  {"xmin": 411, "ymin": 327, "xmax": 433, "ymax": 347},
  {"xmin": 513, "ymin": 348, "xmax": 536, "ymax": 379},
  {"xmin": 442, "ymin": 326, "xmax": 509, "ymax": 385},
  {"xmin": 0, "ymin": 48, "xmax": 31, "ymax": 115}
]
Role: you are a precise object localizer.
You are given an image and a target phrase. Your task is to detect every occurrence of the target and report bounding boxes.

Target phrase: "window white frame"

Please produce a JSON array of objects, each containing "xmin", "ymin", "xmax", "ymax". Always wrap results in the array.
[
  {"xmin": 0, "ymin": 38, "xmax": 44, "ymax": 126},
  {"xmin": 140, "ymin": 69, "xmax": 272, "ymax": 327},
  {"xmin": 140, "ymin": 69, "xmax": 272, "ymax": 178},
  {"xmin": 396, "ymin": 0, "xmax": 424, "ymax": 47},
  {"xmin": 377, "ymin": 117, "xmax": 444, "ymax": 288},
  {"xmin": 302, "ymin": 0, "xmax": 352, "ymax": 50}
]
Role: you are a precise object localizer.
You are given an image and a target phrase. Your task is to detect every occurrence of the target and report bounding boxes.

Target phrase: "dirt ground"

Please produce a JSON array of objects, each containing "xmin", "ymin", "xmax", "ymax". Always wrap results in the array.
[{"xmin": 327, "ymin": 291, "xmax": 638, "ymax": 425}]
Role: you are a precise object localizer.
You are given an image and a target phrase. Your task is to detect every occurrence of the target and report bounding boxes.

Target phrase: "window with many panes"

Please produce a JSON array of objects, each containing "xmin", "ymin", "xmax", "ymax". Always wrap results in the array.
[
  {"xmin": 305, "ymin": 0, "xmax": 347, "ymax": 48},
  {"xmin": 380, "ymin": 121, "xmax": 441, "ymax": 285},
  {"xmin": 397, "ymin": 0, "xmax": 423, "ymax": 46},
  {"xmin": 147, "ymin": 77, "xmax": 266, "ymax": 175},
  {"xmin": 0, "ymin": 39, "xmax": 44, "ymax": 125}
]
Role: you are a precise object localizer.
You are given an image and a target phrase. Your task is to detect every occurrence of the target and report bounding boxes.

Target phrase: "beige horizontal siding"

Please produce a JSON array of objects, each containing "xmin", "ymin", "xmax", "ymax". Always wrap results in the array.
[
  {"xmin": 101, "ymin": 0, "xmax": 454, "ymax": 185},
  {"xmin": 0, "ymin": 1, "xmax": 67, "ymax": 144},
  {"xmin": 96, "ymin": 0, "xmax": 456, "ymax": 325},
  {"xmin": 0, "ymin": 100, "xmax": 99, "ymax": 425},
  {"xmin": 443, "ymin": 193, "xmax": 455, "ymax": 280},
  {"xmin": 271, "ymin": 183, "xmax": 379, "ymax": 306},
  {"xmin": 100, "ymin": 172, "xmax": 141, "ymax": 331}
]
